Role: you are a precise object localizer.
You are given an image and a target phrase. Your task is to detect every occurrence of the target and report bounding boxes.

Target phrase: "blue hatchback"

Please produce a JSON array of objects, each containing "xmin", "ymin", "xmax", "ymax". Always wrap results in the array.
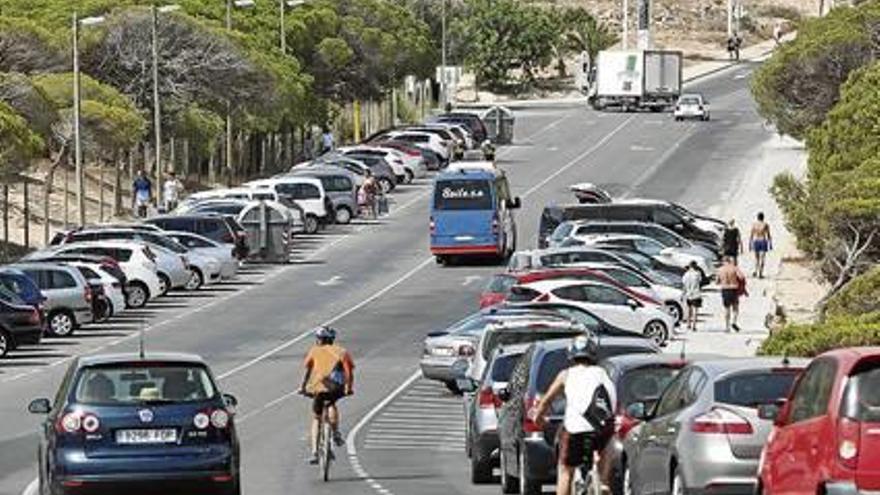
[{"xmin": 29, "ymin": 353, "xmax": 240, "ymax": 495}]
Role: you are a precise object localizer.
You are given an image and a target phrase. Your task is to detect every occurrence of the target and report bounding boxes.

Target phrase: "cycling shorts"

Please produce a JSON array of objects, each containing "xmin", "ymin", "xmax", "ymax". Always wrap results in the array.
[{"xmin": 312, "ymin": 390, "xmax": 345, "ymax": 416}]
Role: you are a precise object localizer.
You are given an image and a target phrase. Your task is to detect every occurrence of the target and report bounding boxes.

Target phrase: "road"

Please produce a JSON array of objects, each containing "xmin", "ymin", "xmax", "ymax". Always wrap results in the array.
[{"xmin": 0, "ymin": 60, "xmax": 774, "ymax": 495}]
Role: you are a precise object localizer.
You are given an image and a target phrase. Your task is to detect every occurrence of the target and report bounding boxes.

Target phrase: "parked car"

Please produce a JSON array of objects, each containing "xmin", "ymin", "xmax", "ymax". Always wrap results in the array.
[
  {"xmin": 290, "ymin": 166, "xmax": 359, "ymax": 224},
  {"xmin": 577, "ymin": 244, "xmax": 686, "ymax": 287},
  {"xmin": 29, "ymin": 242, "xmax": 162, "ymax": 309},
  {"xmin": 368, "ymin": 141, "xmax": 428, "ymax": 181},
  {"xmin": 0, "ymin": 267, "xmax": 47, "ymax": 314},
  {"xmin": 430, "ymin": 112, "xmax": 489, "ymax": 143},
  {"xmin": 333, "ymin": 152, "xmax": 398, "ymax": 192},
  {"xmin": 382, "ymin": 131, "xmax": 451, "ymax": 163},
  {"xmin": 497, "ymin": 337, "xmax": 660, "ymax": 494},
  {"xmin": 509, "ymin": 279, "xmax": 675, "ymax": 346},
  {"xmin": 623, "ymin": 357, "xmax": 807, "ymax": 495},
  {"xmin": 11, "ymin": 263, "xmax": 93, "ymax": 337},
  {"xmin": 146, "ymin": 214, "xmax": 248, "ymax": 259},
  {"xmin": 462, "ymin": 343, "xmax": 531, "ymax": 483},
  {"xmin": 243, "ymin": 176, "xmax": 329, "ymax": 233},
  {"xmin": 0, "ymin": 286, "xmax": 43, "ymax": 357},
  {"xmin": 28, "ymin": 353, "xmax": 240, "ymax": 495},
  {"xmin": 585, "ymin": 234, "xmax": 710, "ymax": 278},
  {"xmin": 66, "ymin": 261, "xmax": 127, "ymax": 319},
  {"xmin": 550, "ymin": 220, "xmax": 717, "ymax": 266},
  {"xmin": 497, "ymin": 301, "xmax": 660, "ymax": 340},
  {"xmin": 758, "ymin": 347, "xmax": 880, "ymax": 495},
  {"xmin": 166, "ymin": 231, "xmax": 239, "ymax": 279},
  {"xmin": 673, "ymin": 93, "xmax": 710, "ymax": 121},
  {"xmin": 339, "ymin": 145, "xmax": 411, "ymax": 183},
  {"xmin": 371, "ymin": 140, "xmax": 442, "ymax": 171}
]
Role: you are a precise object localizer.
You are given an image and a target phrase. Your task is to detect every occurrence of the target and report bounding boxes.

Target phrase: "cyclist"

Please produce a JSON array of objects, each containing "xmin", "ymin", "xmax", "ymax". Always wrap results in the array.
[
  {"xmin": 298, "ymin": 326, "xmax": 355, "ymax": 465},
  {"xmin": 531, "ymin": 336, "xmax": 616, "ymax": 495}
]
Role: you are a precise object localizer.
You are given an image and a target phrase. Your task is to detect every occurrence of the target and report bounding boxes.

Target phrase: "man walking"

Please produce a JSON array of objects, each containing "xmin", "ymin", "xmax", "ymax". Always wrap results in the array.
[
  {"xmin": 131, "ymin": 169, "xmax": 152, "ymax": 219},
  {"xmin": 162, "ymin": 170, "xmax": 183, "ymax": 212},
  {"xmin": 722, "ymin": 219, "xmax": 743, "ymax": 264},
  {"xmin": 717, "ymin": 256, "xmax": 746, "ymax": 332},
  {"xmin": 749, "ymin": 211, "xmax": 772, "ymax": 278},
  {"xmin": 320, "ymin": 126, "xmax": 335, "ymax": 155},
  {"xmin": 682, "ymin": 261, "xmax": 703, "ymax": 332}
]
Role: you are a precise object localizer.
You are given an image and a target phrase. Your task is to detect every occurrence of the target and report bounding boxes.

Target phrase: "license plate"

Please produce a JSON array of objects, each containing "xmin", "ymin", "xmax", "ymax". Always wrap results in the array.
[
  {"xmin": 432, "ymin": 347, "xmax": 455, "ymax": 357},
  {"xmin": 116, "ymin": 428, "xmax": 177, "ymax": 444}
]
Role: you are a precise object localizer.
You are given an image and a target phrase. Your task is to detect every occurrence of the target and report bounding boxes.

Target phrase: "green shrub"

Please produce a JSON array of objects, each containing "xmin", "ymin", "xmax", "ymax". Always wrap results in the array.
[
  {"xmin": 825, "ymin": 266, "xmax": 880, "ymax": 318},
  {"xmin": 758, "ymin": 313, "xmax": 880, "ymax": 357}
]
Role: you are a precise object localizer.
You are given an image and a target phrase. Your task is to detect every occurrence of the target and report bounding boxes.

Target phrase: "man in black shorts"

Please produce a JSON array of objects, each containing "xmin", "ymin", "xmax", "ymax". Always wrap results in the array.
[{"xmin": 717, "ymin": 257, "xmax": 746, "ymax": 332}]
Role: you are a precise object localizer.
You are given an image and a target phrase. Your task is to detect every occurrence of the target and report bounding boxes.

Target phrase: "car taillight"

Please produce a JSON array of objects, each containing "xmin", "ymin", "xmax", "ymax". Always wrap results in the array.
[
  {"xmin": 58, "ymin": 413, "xmax": 82, "ymax": 433},
  {"xmin": 222, "ymin": 232, "xmax": 234, "ymax": 243},
  {"xmin": 691, "ymin": 407, "xmax": 753, "ymax": 435},
  {"xmin": 616, "ymin": 413, "xmax": 639, "ymax": 439},
  {"xmin": 478, "ymin": 387, "xmax": 501, "ymax": 409},
  {"xmin": 83, "ymin": 286, "xmax": 92, "ymax": 303},
  {"xmin": 523, "ymin": 396, "xmax": 542, "ymax": 433},
  {"xmin": 28, "ymin": 308, "xmax": 41, "ymax": 324},
  {"xmin": 211, "ymin": 409, "xmax": 230, "ymax": 428},
  {"xmin": 193, "ymin": 412, "xmax": 210, "ymax": 430},
  {"xmin": 837, "ymin": 417, "xmax": 861, "ymax": 469},
  {"xmin": 82, "ymin": 414, "xmax": 100, "ymax": 433},
  {"xmin": 458, "ymin": 344, "xmax": 475, "ymax": 357}
]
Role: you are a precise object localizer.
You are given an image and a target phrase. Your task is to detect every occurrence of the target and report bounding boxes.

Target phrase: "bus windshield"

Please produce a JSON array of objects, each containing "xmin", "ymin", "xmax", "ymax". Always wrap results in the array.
[{"xmin": 434, "ymin": 179, "xmax": 493, "ymax": 210}]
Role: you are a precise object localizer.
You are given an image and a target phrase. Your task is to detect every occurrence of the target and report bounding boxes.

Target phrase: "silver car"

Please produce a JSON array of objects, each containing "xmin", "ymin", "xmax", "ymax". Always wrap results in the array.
[
  {"xmin": 623, "ymin": 358, "xmax": 808, "ymax": 495},
  {"xmin": 11, "ymin": 263, "xmax": 93, "ymax": 337},
  {"xmin": 166, "ymin": 231, "xmax": 239, "ymax": 280}
]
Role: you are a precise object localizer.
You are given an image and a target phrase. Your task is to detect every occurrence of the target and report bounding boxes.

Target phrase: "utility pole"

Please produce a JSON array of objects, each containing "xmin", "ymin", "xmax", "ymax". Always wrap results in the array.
[
  {"xmin": 72, "ymin": 12, "xmax": 85, "ymax": 226},
  {"xmin": 225, "ymin": 0, "xmax": 234, "ymax": 181},
  {"xmin": 280, "ymin": 0, "xmax": 286, "ymax": 54},
  {"xmin": 622, "ymin": 0, "xmax": 629, "ymax": 49},
  {"xmin": 151, "ymin": 5, "xmax": 163, "ymax": 190},
  {"xmin": 440, "ymin": 0, "xmax": 447, "ymax": 107}
]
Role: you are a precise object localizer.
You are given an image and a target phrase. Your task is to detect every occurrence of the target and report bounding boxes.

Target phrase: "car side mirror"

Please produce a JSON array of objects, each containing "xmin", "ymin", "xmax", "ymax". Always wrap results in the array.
[
  {"xmin": 757, "ymin": 403, "xmax": 781, "ymax": 421},
  {"xmin": 455, "ymin": 378, "xmax": 479, "ymax": 394},
  {"xmin": 222, "ymin": 393, "xmax": 238, "ymax": 409},
  {"xmin": 497, "ymin": 387, "xmax": 511, "ymax": 403},
  {"xmin": 625, "ymin": 401, "xmax": 649, "ymax": 420},
  {"xmin": 28, "ymin": 398, "xmax": 51, "ymax": 414},
  {"xmin": 627, "ymin": 298, "xmax": 640, "ymax": 310}
]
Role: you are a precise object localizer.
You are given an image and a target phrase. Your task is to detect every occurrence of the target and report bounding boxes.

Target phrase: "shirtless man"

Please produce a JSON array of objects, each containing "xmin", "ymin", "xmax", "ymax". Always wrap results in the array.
[
  {"xmin": 717, "ymin": 256, "xmax": 745, "ymax": 332},
  {"xmin": 749, "ymin": 212, "xmax": 772, "ymax": 278}
]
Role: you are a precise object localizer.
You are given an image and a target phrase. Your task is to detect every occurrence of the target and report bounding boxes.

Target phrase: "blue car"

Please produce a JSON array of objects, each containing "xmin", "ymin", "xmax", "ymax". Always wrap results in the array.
[
  {"xmin": 29, "ymin": 353, "xmax": 240, "ymax": 495},
  {"xmin": 430, "ymin": 164, "xmax": 520, "ymax": 264}
]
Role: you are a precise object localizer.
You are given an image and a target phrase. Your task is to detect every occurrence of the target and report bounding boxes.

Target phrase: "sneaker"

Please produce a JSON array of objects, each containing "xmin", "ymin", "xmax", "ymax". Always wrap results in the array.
[
  {"xmin": 732, "ymin": 323, "xmax": 741, "ymax": 332},
  {"xmin": 308, "ymin": 453, "xmax": 319, "ymax": 465},
  {"xmin": 333, "ymin": 430, "xmax": 344, "ymax": 447}
]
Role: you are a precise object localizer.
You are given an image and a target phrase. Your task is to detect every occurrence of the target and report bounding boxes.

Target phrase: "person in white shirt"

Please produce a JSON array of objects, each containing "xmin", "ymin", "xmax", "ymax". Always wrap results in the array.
[
  {"xmin": 532, "ymin": 336, "xmax": 616, "ymax": 495},
  {"xmin": 162, "ymin": 170, "xmax": 183, "ymax": 212},
  {"xmin": 682, "ymin": 260, "xmax": 703, "ymax": 332}
]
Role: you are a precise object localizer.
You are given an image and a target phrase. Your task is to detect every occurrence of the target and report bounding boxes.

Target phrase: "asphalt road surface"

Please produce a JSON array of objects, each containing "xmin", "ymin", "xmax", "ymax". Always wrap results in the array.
[{"xmin": 0, "ymin": 60, "xmax": 773, "ymax": 495}]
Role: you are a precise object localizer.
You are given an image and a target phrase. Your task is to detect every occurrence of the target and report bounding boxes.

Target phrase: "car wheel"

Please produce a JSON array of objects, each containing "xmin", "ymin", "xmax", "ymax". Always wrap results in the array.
[
  {"xmin": 379, "ymin": 177, "xmax": 393, "ymax": 193},
  {"xmin": 304, "ymin": 215, "xmax": 319, "ymax": 234},
  {"xmin": 48, "ymin": 310, "xmax": 75, "ymax": 337},
  {"xmin": 0, "ymin": 329, "xmax": 10, "ymax": 357},
  {"xmin": 470, "ymin": 448, "xmax": 493, "ymax": 484},
  {"xmin": 671, "ymin": 465, "xmax": 686, "ymax": 495},
  {"xmin": 126, "ymin": 282, "xmax": 149, "ymax": 308},
  {"xmin": 335, "ymin": 206, "xmax": 352, "ymax": 225},
  {"xmin": 666, "ymin": 302, "xmax": 683, "ymax": 323},
  {"xmin": 500, "ymin": 448, "xmax": 519, "ymax": 494},
  {"xmin": 644, "ymin": 320, "xmax": 669, "ymax": 347},
  {"xmin": 519, "ymin": 448, "xmax": 541, "ymax": 495},
  {"xmin": 404, "ymin": 169, "xmax": 414, "ymax": 184},
  {"xmin": 185, "ymin": 268, "xmax": 204, "ymax": 291},
  {"xmin": 157, "ymin": 273, "xmax": 171, "ymax": 296}
]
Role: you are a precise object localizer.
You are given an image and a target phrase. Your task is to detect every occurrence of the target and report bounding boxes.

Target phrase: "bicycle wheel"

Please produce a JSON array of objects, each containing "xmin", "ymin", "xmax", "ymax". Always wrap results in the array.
[{"xmin": 321, "ymin": 420, "xmax": 332, "ymax": 481}]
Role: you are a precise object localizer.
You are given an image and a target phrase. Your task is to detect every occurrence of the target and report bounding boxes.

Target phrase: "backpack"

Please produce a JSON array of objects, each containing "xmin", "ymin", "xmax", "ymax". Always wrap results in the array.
[
  {"xmin": 319, "ymin": 347, "xmax": 346, "ymax": 394},
  {"xmin": 583, "ymin": 384, "xmax": 614, "ymax": 450}
]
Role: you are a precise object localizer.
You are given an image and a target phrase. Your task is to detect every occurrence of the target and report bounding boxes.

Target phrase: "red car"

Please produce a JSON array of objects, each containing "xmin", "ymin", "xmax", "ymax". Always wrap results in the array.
[
  {"xmin": 479, "ymin": 268, "xmax": 661, "ymax": 309},
  {"xmin": 758, "ymin": 347, "xmax": 880, "ymax": 494}
]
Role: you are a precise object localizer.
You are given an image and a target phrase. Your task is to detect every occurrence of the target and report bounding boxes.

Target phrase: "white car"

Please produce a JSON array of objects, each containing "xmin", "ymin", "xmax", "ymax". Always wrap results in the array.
[
  {"xmin": 384, "ymin": 131, "xmax": 450, "ymax": 161},
  {"xmin": 570, "ymin": 262, "xmax": 686, "ymax": 323},
  {"xmin": 585, "ymin": 234, "xmax": 710, "ymax": 275},
  {"xmin": 339, "ymin": 146, "xmax": 411, "ymax": 183},
  {"xmin": 673, "ymin": 93, "xmax": 710, "ymax": 121},
  {"xmin": 28, "ymin": 241, "xmax": 163, "ymax": 308},
  {"xmin": 66, "ymin": 261, "xmax": 127, "ymax": 317},
  {"xmin": 511, "ymin": 279, "xmax": 675, "ymax": 346},
  {"xmin": 166, "ymin": 231, "xmax": 239, "ymax": 280},
  {"xmin": 243, "ymin": 176, "xmax": 328, "ymax": 233}
]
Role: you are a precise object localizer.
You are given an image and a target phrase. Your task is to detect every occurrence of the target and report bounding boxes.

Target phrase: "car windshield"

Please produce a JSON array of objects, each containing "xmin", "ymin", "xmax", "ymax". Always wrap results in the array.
[
  {"xmin": 195, "ymin": 204, "xmax": 246, "ymax": 216},
  {"xmin": 841, "ymin": 362, "xmax": 880, "ymax": 422},
  {"xmin": 483, "ymin": 330, "xmax": 579, "ymax": 359},
  {"xmin": 550, "ymin": 222, "xmax": 574, "ymax": 243},
  {"xmin": 485, "ymin": 274, "xmax": 518, "ymax": 294},
  {"xmin": 490, "ymin": 353, "xmax": 524, "ymax": 382},
  {"xmin": 144, "ymin": 234, "xmax": 187, "ymax": 254},
  {"xmin": 74, "ymin": 363, "xmax": 217, "ymax": 405},
  {"xmin": 714, "ymin": 370, "xmax": 800, "ymax": 408},
  {"xmin": 680, "ymin": 96, "xmax": 701, "ymax": 105},
  {"xmin": 433, "ymin": 179, "xmax": 493, "ymax": 210},
  {"xmin": 619, "ymin": 365, "xmax": 681, "ymax": 407},
  {"xmin": 536, "ymin": 349, "xmax": 569, "ymax": 393}
]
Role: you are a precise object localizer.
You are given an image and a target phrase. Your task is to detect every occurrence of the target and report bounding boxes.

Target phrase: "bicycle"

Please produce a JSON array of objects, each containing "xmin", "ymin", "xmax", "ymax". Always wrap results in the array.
[{"xmin": 300, "ymin": 391, "xmax": 335, "ymax": 482}]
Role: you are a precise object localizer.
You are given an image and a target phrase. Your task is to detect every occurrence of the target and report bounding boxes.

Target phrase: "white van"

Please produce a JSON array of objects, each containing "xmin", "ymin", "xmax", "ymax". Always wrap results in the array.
[{"xmin": 243, "ymin": 177, "xmax": 328, "ymax": 234}]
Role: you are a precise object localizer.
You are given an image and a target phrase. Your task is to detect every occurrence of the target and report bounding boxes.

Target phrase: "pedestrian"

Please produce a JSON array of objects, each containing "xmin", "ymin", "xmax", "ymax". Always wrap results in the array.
[
  {"xmin": 722, "ymin": 219, "xmax": 743, "ymax": 264},
  {"xmin": 162, "ymin": 170, "xmax": 183, "ymax": 213},
  {"xmin": 682, "ymin": 261, "xmax": 703, "ymax": 332},
  {"xmin": 734, "ymin": 33, "xmax": 743, "ymax": 61},
  {"xmin": 131, "ymin": 169, "xmax": 152, "ymax": 219},
  {"xmin": 361, "ymin": 171, "xmax": 378, "ymax": 219},
  {"xmin": 749, "ymin": 211, "xmax": 772, "ymax": 278},
  {"xmin": 320, "ymin": 126, "xmax": 335, "ymax": 155},
  {"xmin": 303, "ymin": 131, "xmax": 315, "ymax": 160},
  {"xmin": 717, "ymin": 256, "xmax": 746, "ymax": 332},
  {"xmin": 727, "ymin": 36, "xmax": 736, "ymax": 60}
]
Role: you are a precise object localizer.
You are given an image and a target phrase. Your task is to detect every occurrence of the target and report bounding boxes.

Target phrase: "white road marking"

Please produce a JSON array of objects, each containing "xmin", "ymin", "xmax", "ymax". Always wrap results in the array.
[
  {"xmin": 462, "ymin": 275, "xmax": 482, "ymax": 286},
  {"xmin": 22, "ymin": 479, "xmax": 36, "ymax": 495},
  {"xmin": 316, "ymin": 275, "xmax": 343, "ymax": 286},
  {"xmin": 630, "ymin": 145, "xmax": 655, "ymax": 151}
]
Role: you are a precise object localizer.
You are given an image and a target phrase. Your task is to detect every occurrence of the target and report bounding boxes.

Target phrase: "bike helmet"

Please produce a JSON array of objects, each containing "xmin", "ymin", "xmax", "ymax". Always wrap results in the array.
[
  {"xmin": 568, "ymin": 335, "xmax": 598, "ymax": 363},
  {"xmin": 314, "ymin": 325, "xmax": 337, "ymax": 342}
]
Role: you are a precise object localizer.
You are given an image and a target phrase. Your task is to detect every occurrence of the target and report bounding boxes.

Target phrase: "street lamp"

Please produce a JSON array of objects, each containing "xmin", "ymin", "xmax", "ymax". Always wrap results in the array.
[
  {"xmin": 72, "ymin": 13, "xmax": 106, "ymax": 226},
  {"xmin": 281, "ymin": 0, "xmax": 307, "ymax": 55},
  {"xmin": 151, "ymin": 4, "xmax": 180, "ymax": 189}
]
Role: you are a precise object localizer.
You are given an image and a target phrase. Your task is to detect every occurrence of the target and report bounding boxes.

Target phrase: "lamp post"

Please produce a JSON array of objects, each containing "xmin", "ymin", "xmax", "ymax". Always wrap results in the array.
[
  {"xmin": 440, "ymin": 0, "xmax": 447, "ymax": 108},
  {"xmin": 282, "ymin": 1, "xmax": 307, "ymax": 54},
  {"xmin": 151, "ymin": 4, "xmax": 180, "ymax": 190},
  {"xmin": 622, "ymin": 0, "xmax": 629, "ymax": 49},
  {"xmin": 72, "ymin": 13, "xmax": 105, "ymax": 227}
]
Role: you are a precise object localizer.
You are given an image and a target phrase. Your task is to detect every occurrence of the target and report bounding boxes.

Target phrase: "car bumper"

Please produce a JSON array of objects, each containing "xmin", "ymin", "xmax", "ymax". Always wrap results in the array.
[
  {"xmin": 54, "ymin": 447, "xmax": 235, "ymax": 479},
  {"xmin": 522, "ymin": 436, "xmax": 556, "ymax": 481},
  {"xmin": 473, "ymin": 430, "xmax": 500, "ymax": 461},
  {"xmin": 682, "ymin": 446, "xmax": 758, "ymax": 494},
  {"xmin": 53, "ymin": 471, "xmax": 236, "ymax": 495},
  {"xmin": 74, "ymin": 308, "xmax": 93, "ymax": 325},
  {"xmin": 220, "ymin": 261, "xmax": 239, "ymax": 279},
  {"xmin": 419, "ymin": 357, "xmax": 463, "ymax": 382},
  {"xmin": 169, "ymin": 270, "xmax": 191, "ymax": 289},
  {"xmin": 431, "ymin": 245, "xmax": 501, "ymax": 256},
  {"xmin": 12, "ymin": 325, "xmax": 43, "ymax": 346}
]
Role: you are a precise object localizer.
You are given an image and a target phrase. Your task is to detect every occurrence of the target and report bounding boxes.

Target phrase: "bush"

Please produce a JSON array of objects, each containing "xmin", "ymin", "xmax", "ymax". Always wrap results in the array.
[
  {"xmin": 825, "ymin": 266, "xmax": 880, "ymax": 318},
  {"xmin": 758, "ymin": 313, "xmax": 880, "ymax": 357}
]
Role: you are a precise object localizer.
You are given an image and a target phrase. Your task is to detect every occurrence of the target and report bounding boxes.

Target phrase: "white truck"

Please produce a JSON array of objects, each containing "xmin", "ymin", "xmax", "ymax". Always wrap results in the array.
[{"xmin": 589, "ymin": 49, "xmax": 683, "ymax": 112}]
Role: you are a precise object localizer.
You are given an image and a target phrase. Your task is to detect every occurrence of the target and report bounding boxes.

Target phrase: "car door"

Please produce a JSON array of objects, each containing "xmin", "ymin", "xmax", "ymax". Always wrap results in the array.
[
  {"xmin": 634, "ymin": 369, "xmax": 691, "ymax": 494},
  {"xmin": 585, "ymin": 284, "xmax": 643, "ymax": 330},
  {"xmin": 50, "ymin": 269, "xmax": 81, "ymax": 310},
  {"xmin": 769, "ymin": 358, "xmax": 837, "ymax": 494}
]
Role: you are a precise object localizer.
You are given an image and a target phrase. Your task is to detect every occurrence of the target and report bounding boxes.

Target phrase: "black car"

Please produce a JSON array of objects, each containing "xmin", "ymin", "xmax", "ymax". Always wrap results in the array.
[
  {"xmin": 497, "ymin": 337, "xmax": 659, "ymax": 495},
  {"xmin": 29, "ymin": 352, "xmax": 240, "ymax": 495},
  {"xmin": 431, "ymin": 112, "xmax": 489, "ymax": 143},
  {"xmin": 0, "ymin": 285, "xmax": 43, "ymax": 357},
  {"xmin": 147, "ymin": 214, "xmax": 248, "ymax": 260}
]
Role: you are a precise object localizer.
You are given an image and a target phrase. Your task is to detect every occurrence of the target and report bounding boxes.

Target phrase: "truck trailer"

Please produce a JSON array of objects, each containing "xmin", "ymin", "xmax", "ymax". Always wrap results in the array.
[{"xmin": 589, "ymin": 49, "xmax": 683, "ymax": 112}]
